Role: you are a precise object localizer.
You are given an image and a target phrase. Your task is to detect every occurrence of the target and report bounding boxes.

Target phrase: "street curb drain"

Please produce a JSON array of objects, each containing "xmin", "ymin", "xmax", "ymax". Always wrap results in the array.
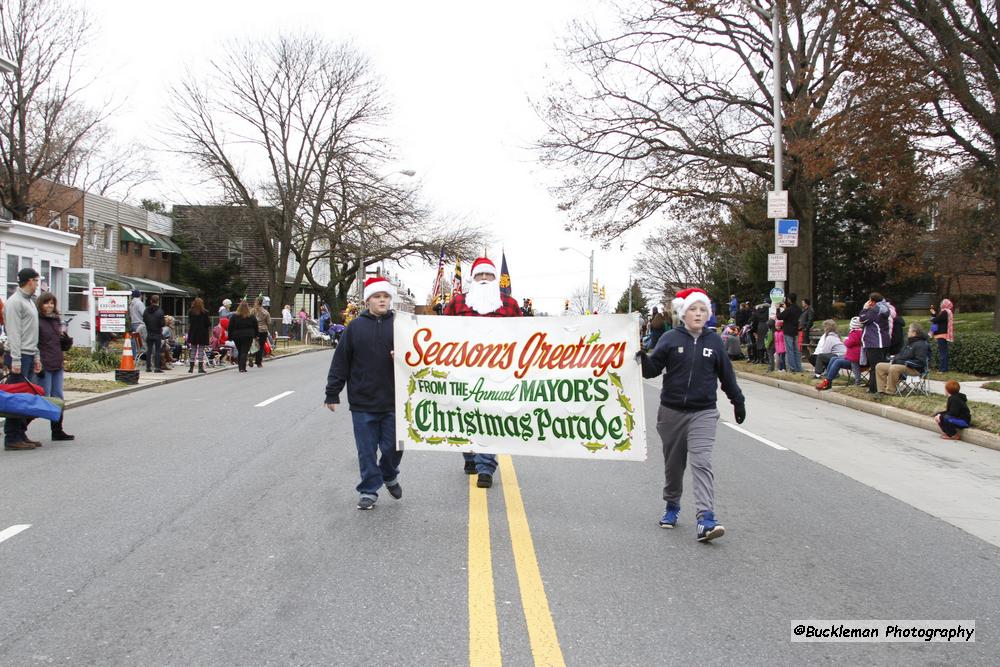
[{"xmin": 735, "ymin": 371, "xmax": 1000, "ymax": 454}]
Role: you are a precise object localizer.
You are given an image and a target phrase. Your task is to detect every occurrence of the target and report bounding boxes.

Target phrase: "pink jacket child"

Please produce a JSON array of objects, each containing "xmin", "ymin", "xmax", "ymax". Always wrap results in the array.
[
  {"xmin": 774, "ymin": 320, "xmax": 786, "ymax": 354},
  {"xmin": 843, "ymin": 328, "xmax": 862, "ymax": 363}
]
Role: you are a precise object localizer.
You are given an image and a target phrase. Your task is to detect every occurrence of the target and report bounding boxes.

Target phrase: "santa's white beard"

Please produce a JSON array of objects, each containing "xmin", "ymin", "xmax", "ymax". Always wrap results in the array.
[{"xmin": 465, "ymin": 279, "xmax": 503, "ymax": 314}]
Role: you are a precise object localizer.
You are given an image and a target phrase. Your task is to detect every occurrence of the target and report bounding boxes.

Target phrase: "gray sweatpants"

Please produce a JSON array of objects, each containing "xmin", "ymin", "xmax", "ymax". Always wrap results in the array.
[{"xmin": 655, "ymin": 405, "xmax": 719, "ymax": 516}]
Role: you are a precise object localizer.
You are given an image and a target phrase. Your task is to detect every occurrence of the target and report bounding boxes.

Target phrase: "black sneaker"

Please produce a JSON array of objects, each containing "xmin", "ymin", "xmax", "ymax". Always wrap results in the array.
[
  {"xmin": 386, "ymin": 482, "xmax": 402, "ymax": 500},
  {"xmin": 477, "ymin": 473, "xmax": 493, "ymax": 488},
  {"xmin": 464, "ymin": 460, "xmax": 477, "ymax": 474},
  {"xmin": 357, "ymin": 496, "xmax": 376, "ymax": 510}
]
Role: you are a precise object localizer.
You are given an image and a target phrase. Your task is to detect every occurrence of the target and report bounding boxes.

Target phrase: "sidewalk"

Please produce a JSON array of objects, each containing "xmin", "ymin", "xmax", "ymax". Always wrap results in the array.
[
  {"xmin": 61, "ymin": 345, "xmax": 329, "ymax": 409},
  {"xmin": 926, "ymin": 378, "xmax": 1000, "ymax": 406}
]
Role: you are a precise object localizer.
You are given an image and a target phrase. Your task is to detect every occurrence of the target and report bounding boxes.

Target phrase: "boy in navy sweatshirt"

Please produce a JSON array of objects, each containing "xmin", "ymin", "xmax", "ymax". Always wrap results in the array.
[
  {"xmin": 325, "ymin": 277, "xmax": 401, "ymax": 510},
  {"xmin": 638, "ymin": 288, "xmax": 746, "ymax": 542}
]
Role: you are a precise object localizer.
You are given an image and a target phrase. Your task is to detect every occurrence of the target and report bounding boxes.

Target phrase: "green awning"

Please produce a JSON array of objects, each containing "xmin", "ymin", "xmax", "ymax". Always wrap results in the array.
[
  {"xmin": 119, "ymin": 226, "xmax": 148, "ymax": 244},
  {"xmin": 149, "ymin": 235, "xmax": 182, "ymax": 253},
  {"xmin": 93, "ymin": 271, "xmax": 195, "ymax": 297}
]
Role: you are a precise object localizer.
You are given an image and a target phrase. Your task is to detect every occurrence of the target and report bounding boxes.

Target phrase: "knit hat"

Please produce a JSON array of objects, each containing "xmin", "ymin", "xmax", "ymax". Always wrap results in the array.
[
  {"xmin": 363, "ymin": 276, "xmax": 396, "ymax": 302},
  {"xmin": 675, "ymin": 288, "xmax": 711, "ymax": 318},
  {"xmin": 470, "ymin": 257, "xmax": 497, "ymax": 278},
  {"xmin": 849, "ymin": 316, "xmax": 862, "ymax": 330}
]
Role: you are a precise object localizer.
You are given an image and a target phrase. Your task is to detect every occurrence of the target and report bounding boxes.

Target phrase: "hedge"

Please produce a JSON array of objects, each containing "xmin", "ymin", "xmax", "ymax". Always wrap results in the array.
[{"xmin": 949, "ymin": 333, "xmax": 1000, "ymax": 376}]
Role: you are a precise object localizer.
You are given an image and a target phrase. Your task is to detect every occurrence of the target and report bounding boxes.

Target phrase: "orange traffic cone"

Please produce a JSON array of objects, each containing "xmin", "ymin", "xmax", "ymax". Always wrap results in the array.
[
  {"xmin": 115, "ymin": 333, "xmax": 140, "ymax": 384},
  {"xmin": 120, "ymin": 333, "xmax": 136, "ymax": 371}
]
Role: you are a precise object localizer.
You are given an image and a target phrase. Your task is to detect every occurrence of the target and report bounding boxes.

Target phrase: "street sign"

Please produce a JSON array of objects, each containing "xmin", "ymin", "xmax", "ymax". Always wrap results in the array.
[
  {"xmin": 767, "ymin": 190, "xmax": 788, "ymax": 219},
  {"xmin": 767, "ymin": 255, "xmax": 787, "ymax": 283},
  {"xmin": 776, "ymin": 218, "xmax": 799, "ymax": 248}
]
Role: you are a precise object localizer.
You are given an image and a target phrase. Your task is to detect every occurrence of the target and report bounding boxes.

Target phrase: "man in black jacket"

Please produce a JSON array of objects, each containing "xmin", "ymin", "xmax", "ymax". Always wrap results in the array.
[
  {"xmin": 141, "ymin": 295, "xmax": 165, "ymax": 373},
  {"xmin": 638, "ymin": 287, "xmax": 746, "ymax": 542},
  {"xmin": 874, "ymin": 323, "xmax": 929, "ymax": 394},
  {"xmin": 325, "ymin": 276, "xmax": 401, "ymax": 510},
  {"xmin": 777, "ymin": 294, "xmax": 803, "ymax": 372}
]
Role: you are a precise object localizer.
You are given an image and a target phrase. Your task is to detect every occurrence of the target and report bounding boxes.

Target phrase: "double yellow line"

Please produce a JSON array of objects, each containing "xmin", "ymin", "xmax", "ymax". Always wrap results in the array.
[{"xmin": 468, "ymin": 455, "xmax": 566, "ymax": 667}]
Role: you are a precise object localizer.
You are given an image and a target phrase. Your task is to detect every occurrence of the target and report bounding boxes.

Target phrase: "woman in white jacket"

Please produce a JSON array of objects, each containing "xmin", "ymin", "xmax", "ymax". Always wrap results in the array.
[{"xmin": 811, "ymin": 319, "xmax": 846, "ymax": 377}]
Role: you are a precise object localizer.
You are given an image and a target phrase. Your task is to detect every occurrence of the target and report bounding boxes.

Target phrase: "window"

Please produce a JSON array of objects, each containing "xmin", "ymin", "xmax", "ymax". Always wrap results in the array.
[
  {"xmin": 120, "ymin": 240, "xmax": 129, "ymax": 255},
  {"xmin": 25, "ymin": 207, "xmax": 34, "ymax": 224},
  {"xmin": 86, "ymin": 220, "xmax": 97, "ymax": 247},
  {"xmin": 133, "ymin": 242, "xmax": 142, "ymax": 256},
  {"xmin": 67, "ymin": 215, "xmax": 79, "ymax": 231},
  {"xmin": 149, "ymin": 248, "xmax": 158, "ymax": 259},
  {"xmin": 40, "ymin": 260, "xmax": 50, "ymax": 292},
  {"xmin": 228, "ymin": 239, "xmax": 244, "ymax": 266},
  {"xmin": 104, "ymin": 224, "xmax": 113, "ymax": 251},
  {"xmin": 48, "ymin": 211, "xmax": 60, "ymax": 229},
  {"xmin": 163, "ymin": 250, "xmax": 171, "ymax": 262},
  {"xmin": 6, "ymin": 256, "xmax": 32, "ymax": 297}
]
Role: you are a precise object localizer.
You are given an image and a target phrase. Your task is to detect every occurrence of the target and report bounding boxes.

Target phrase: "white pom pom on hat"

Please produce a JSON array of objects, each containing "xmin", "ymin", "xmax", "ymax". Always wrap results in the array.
[
  {"xmin": 363, "ymin": 276, "xmax": 396, "ymax": 302},
  {"xmin": 675, "ymin": 287, "xmax": 711, "ymax": 317}
]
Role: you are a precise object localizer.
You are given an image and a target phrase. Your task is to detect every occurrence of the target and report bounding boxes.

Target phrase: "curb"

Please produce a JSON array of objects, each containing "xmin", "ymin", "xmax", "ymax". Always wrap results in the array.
[
  {"xmin": 63, "ymin": 346, "xmax": 331, "ymax": 411},
  {"xmin": 735, "ymin": 371, "xmax": 1000, "ymax": 453}
]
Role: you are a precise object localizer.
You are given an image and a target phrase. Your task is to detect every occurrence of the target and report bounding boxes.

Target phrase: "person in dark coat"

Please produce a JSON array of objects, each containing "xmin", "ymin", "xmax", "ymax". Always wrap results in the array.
[
  {"xmin": 187, "ymin": 297, "xmax": 212, "ymax": 374},
  {"xmin": 227, "ymin": 300, "xmax": 258, "ymax": 372},
  {"xmin": 874, "ymin": 323, "xmax": 929, "ymax": 394},
  {"xmin": 935, "ymin": 380, "xmax": 972, "ymax": 440},
  {"xmin": 37, "ymin": 292, "xmax": 73, "ymax": 442},
  {"xmin": 142, "ymin": 295, "xmax": 166, "ymax": 373}
]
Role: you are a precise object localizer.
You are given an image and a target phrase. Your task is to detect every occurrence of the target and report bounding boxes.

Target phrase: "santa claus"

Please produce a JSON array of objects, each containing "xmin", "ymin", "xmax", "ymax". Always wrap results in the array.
[{"xmin": 442, "ymin": 256, "xmax": 520, "ymax": 487}]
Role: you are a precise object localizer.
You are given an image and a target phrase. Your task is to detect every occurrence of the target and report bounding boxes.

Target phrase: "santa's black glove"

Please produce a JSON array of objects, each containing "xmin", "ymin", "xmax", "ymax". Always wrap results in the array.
[
  {"xmin": 734, "ymin": 403, "xmax": 746, "ymax": 424},
  {"xmin": 635, "ymin": 351, "xmax": 645, "ymax": 362}
]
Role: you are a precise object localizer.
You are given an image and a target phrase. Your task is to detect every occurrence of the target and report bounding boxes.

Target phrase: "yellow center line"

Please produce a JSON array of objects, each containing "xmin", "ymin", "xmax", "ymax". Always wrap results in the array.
[
  {"xmin": 469, "ymin": 472, "xmax": 502, "ymax": 667},
  {"xmin": 498, "ymin": 455, "xmax": 566, "ymax": 667}
]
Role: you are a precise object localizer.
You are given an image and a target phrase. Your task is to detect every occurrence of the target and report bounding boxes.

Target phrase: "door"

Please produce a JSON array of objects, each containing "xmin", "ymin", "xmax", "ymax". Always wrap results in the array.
[{"xmin": 66, "ymin": 268, "xmax": 95, "ymax": 350}]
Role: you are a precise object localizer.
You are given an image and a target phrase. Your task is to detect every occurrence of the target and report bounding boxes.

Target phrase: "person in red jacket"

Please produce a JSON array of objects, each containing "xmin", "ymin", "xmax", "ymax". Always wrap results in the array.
[{"xmin": 442, "ymin": 257, "xmax": 520, "ymax": 488}]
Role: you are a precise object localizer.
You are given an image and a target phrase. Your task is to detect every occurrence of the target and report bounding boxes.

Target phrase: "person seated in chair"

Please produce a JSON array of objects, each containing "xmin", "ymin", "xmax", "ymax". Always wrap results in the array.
[{"xmin": 874, "ymin": 323, "xmax": 929, "ymax": 394}]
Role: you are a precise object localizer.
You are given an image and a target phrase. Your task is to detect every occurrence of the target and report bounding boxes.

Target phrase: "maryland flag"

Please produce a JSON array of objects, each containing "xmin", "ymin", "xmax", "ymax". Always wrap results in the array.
[
  {"xmin": 499, "ymin": 251, "xmax": 512, "ymax": 296},
  {"xmin": 453, "ymin": 255, "xmax": 463, "ymax": 294},
  {"xmin": 429, "ymin": 245, "xmax": 446, "ymax": 305}
]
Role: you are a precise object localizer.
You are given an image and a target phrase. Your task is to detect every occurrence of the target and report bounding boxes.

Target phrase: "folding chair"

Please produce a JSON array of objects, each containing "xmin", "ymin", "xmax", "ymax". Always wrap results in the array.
[{"xmin": 895, "ymin": 368, "xmax": 930, "ymax": 397}]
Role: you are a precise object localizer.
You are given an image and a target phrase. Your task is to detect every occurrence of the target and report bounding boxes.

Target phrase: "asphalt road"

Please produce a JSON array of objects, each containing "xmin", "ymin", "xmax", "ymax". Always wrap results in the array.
[{"xmin": 1, "ymin": 350, "xmax": 997, "ymax": 665}]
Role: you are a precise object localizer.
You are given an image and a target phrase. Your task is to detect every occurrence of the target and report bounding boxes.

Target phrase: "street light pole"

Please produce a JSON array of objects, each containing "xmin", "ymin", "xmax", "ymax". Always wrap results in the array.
[
  {"xmin": 771, "ymin": 3, "xmax": 784, "ymax": 292},
  {"xmin": 0, "ymin": 55, "xmax": 17, "ymax": 75},
  {"xmin": 588, "ymin": 249, "xmax": 595, "ymax": 313}
]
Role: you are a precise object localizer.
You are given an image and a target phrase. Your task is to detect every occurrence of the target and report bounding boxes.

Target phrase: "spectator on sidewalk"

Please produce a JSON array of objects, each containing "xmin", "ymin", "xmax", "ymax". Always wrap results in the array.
[
  {"xmin": 751, "ymin": 302, "xmax": 769, "ymax": 364},
  {"xmin": 4, "ymin": 268, "xmax": 42, "ymax": 450},
  {"xmin": 36, "ymin": 292, "xmax": 73, "ymax": 442},
  {"xmin": 325, "ymin": 276, "xmax": 401, "ymax": 511},
  {"xmin": 638, "ymin": 287, "xmax": 746, "ymax": 543},
  {"xmin": 799, "ymin": 298, "xmax": 815, "ymax": 357},
  {"xmin": 859, "ymin": 292, "xmax": 892, "ymax": 394},
  {"xmin": 930, "ymin": 298, "xmax": 954, "ymax": 373},
  {"xmin": 935, "ymin": 380, "xmax": 971, "ymax": 440},
  {"xmin": 769, "ymin": 317, "xmax": 787, "ymax": 372},
  {"xmin": 729, "ymin": 294, "xmax": 738, "ymax": 318},
  {"xmin": 228, "ymin": 301, "xmax": 257, "ymax": 372},
  {"xmin": 817, "ymin": 317, "xmax": 863, "ymax": 390},
  {"xmin": 281, "ymin": 304, "xmax": 293, "ymax": 337},
  {"xmin": 777, "ymin": 294, "xmax": 803, "ymax": 372},
  {"xmin": 142, "ymin": 295, "xmax": 165, "ymax": 374},
  {"xmin": 810, "ymin": 319, "xmax": 845, "ymax": 377},
  {"xmin": 162, "ymin": 316, "xmax": 182, "ymax": 368},
  {"xmin": 218, "ymin": 298, "xmax": 233, "ymax": 319},
  {"xmin": 251, "ymin": 298, "xmax": 271, "ymax": 368},
  {"xmin": 874, "ymin": 323, "xmax": 929, "ymax": 394},
  {"xmin": 188, "ymin": 298, "xmax": 212, "ymax": 374},
  {"xmin": 129, "ymin": 290, "xmax": 144, "ymax": 359},
  {"xmin": 647, "ymin": 309, "xmax": 667, "ymax": 349}
]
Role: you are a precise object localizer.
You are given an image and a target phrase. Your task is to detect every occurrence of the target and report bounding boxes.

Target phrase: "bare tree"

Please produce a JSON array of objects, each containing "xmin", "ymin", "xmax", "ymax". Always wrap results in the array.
[
  {"xmin": 538, "ymin": 0, "xmax": 927, "ymax": 303},
  {"xmin": 863, "ymin": 0, "xmax": 1000, "ymax": 328},
  {"xmin": 0, "ymin": 0, "xmax": 115, "ymax": 218},
  {"xmin": 631, "ymin": 225, "xmax": 719, "ymax": 303}
]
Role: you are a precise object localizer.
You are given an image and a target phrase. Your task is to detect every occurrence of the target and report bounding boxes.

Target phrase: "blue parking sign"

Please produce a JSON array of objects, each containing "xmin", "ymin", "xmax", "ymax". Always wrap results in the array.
[{"xmin": 777, "ymin": 219, "xmax": 799, "ymax": 248}]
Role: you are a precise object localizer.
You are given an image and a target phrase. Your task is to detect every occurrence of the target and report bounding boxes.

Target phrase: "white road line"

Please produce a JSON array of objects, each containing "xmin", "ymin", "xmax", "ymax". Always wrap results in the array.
[
  {"xmin": 255, "ymin": 391, "xmax": 295, "ymax": 408},
  {"xmin": 0, "ymin": 524, "xmax": 31, "ymax": 544},
  {"xmin": 721, "ymin": 421, "xmax": 788, "ymax": 451}
]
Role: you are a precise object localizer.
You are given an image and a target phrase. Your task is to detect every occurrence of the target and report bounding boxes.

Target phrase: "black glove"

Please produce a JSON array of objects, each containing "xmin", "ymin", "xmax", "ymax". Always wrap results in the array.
[
  {"xmin": 635, "ymin": 351, "xmax": 645, "ymax": 362},
  {"xmin": 734, "ymin": 403, "xmax": 746, "ymax": 424}
]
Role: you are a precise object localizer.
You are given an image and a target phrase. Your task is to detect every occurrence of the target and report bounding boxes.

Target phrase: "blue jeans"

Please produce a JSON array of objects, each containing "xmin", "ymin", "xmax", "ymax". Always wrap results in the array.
[
  {"xmin": 130, "ymin": 324, "xmax": 141, "ymax": 358},
  {"xmin": 937, "ymin": 338, "xmax": 949, "ymax": 372},
  {"xmin": 39, "ymin": 368, "xmax": 64, "ymax": 400},
  {"xmin": 3, "ymin": 353, "xmax": 37, "ymax": 444},
  {"xmin": 463, "ymin": 452, "xmax": 498, "ymax": 475},
  {"xmin": 784, "ymin": 334, "xmax": 802, "ymax": 371},
  {"xmin": 145, "ymin": 338, "xmax": 162, "ymax": 370},
  {"xmin": 824, "ymin": 356, "xmax": 860, "ymax": 384},
  {"xmin": 351, "ymin": 411, "xmax": 402, "ymax": 497}
]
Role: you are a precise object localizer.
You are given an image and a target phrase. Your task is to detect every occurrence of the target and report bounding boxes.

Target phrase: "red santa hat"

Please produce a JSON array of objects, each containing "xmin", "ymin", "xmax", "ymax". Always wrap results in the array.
[
  {"xmin": 676, "ymin": 287, "xmax": 711, "ymax": 317},
  {"xmin": 470, "ymin": 257, "xmax": 497, "ymax": 278},
  {"xmin": 363, "ymin": 276, "xmax": 396, "ymax": 302}
]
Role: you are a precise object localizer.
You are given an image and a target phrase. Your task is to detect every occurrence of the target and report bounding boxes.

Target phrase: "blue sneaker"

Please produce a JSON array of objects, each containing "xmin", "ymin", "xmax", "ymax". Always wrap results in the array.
[
  {"xmin": 696, "ymin": 511, "xmax": 725, "ymax": 542},
  {"xmin": 659, "ymin": 502, "xmax": 681, "ymax": 528}
]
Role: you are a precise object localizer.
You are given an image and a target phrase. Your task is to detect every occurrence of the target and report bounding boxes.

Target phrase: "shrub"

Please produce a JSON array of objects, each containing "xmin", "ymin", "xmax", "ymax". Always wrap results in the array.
[
  {"xmin": 950, "ymin": 333, "xmax": 1000, "ymax": 376},
  {"xmin": 64, "ymin": 347, "xmax": 121, "ymax": 373}
]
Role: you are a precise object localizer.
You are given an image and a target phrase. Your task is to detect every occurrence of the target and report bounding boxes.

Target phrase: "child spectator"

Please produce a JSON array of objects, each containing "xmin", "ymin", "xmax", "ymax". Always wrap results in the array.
[
  {"xmin": 816, "ymin": 317, "xmax": 863, "ymax": 390},
  {"xmin": 639, "ymin": 287, "xmax": 746, "ymax": 542},
  {"xmin": 324, "ymin": 277, "xmax": 401, "ymax": 510},
  {"xmin": 772, "ymin": 318, "xmax": 786, "ymax": 371},
  {"xmin": 935, "ymin": 380, "xmax": 971, "ymax": 440}
]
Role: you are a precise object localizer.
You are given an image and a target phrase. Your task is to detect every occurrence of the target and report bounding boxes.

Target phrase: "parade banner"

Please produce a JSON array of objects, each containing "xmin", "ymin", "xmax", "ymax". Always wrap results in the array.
[{"xmin": 394, "ymin": 314, "xmax": 646, "ymax": 461}]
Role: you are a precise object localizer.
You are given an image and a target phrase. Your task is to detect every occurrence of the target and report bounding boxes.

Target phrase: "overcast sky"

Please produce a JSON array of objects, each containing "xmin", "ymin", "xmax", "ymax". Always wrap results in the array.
[{"xmin": 85, "ymin": 0, "xmax": 653, "ymax": 314}]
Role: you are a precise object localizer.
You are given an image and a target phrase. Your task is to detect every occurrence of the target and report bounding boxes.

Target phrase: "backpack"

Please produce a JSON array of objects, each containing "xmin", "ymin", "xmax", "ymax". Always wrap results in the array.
[{"xmin": 889, "ymin": 314, "xmax": 906, "ymax": 355}]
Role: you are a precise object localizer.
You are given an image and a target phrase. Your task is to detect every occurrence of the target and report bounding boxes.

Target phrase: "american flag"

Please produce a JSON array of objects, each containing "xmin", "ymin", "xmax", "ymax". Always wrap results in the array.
[{"xmin": 429, "ymin": 246, "xmax": 446, "ymax": 305}]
